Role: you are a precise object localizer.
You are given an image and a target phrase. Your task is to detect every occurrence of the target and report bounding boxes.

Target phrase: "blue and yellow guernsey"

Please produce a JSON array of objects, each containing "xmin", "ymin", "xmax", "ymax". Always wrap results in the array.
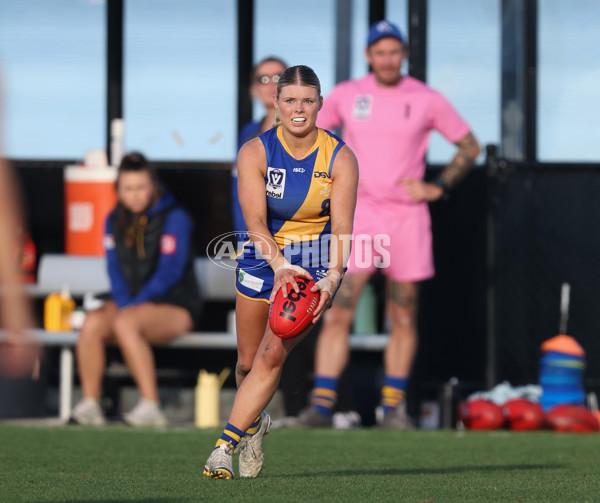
[{"xmin": 237, "ymin": 125, "xmax": 345, "ymax": 274}]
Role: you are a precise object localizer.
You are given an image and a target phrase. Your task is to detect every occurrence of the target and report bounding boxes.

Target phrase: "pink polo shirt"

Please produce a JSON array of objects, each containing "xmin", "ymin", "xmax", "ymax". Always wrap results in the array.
[
  {"xmin": 317, "ymin": 73, "xmax": 470, "ymax": 206},
  {"xmin": 317, "ymin": 73, "xmax": 471, "ymax": 282}
]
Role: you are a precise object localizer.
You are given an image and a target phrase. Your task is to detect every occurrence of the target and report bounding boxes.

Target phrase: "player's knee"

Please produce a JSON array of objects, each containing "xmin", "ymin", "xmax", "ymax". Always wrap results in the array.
[
  {"xmin": 236, "ymin": 342, "xmax": 260, "ymax": 375},
  {"xmin": 236, "ymin": 353, "xmax": 255, "ymax": 377},
  {"xmin": 235, "ymin": 360, "xmax": 251, "ymax": 379},
  {"xmin": 254, "ymin": 344, "xmax": 285, "ymax": 374}
]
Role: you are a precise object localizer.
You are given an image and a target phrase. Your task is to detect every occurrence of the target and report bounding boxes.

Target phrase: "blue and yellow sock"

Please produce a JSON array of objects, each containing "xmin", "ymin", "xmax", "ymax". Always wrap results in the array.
[
  {"xmin": 244, "ymin": 414, "xmax": 262, "ymax": 437},
  {"xmin": 311, "ymin": 375, "xmax": 339, "ymax": 416},
  {"xmin": 215, "ymin": 423, "xmax": 245, "ymax": 450},
  {"xmin": 381, "ymin": 376, "xmax": 408, "ymax": 414}
]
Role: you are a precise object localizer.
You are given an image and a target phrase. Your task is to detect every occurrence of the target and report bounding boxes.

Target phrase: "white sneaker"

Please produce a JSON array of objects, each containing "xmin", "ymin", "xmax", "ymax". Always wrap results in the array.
[
  {"xmin": 123, "ymin": 398, "xmax": 168, "ymax": 427},
  {"xmin": 238, "ymin": 411, "xmax": 271, "ymax": 478},
  {"xmin": 296, "ymin": 406, "xmax": 333, "ymax": 427},
  {"xmin": 203, "ymin": 443, "xmax": 235, "ymax": 479},
  {"xmin": 333, "ymin": 411, "xmax": 362, "ymax": 429},
  {"xmin": 71, "ymin": 398, "xmax": 106, "ymax": 426}
]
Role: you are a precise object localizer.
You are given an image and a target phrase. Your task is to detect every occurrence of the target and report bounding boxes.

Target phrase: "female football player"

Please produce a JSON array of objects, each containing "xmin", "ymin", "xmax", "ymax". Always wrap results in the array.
[{"xmin": 204, "ymin": 65, "xmax": 358, "ymax": 479}]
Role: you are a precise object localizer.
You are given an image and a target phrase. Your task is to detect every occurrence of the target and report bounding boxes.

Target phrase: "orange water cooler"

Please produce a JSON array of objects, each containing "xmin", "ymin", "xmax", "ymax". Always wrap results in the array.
[{"xmin": 64, "ymin": 165, "xmax": 117, "ymax": 255}]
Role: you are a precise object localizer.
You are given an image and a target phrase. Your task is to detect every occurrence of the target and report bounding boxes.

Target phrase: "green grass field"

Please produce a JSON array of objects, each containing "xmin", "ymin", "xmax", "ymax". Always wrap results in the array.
[{"xmin": 0, "ymin": 424, "xmax": 598, "ymax": 502}]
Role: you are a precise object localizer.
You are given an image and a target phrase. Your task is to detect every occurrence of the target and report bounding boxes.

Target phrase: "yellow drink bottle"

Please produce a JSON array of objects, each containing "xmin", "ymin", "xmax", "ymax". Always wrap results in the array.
[
  {"xmin": 44, "ymin": 285, "xmax": 75, "ymax": 331},
  {"xmin": 43, "ymin": 292, "xmax": 63, "ymax": 331}
]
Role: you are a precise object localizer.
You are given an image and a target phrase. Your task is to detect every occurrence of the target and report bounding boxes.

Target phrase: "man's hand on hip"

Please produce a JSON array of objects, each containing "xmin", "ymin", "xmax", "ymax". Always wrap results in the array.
[{"xmin": 398, "ymin": 178, "xmax": 444, "ymax": 202}]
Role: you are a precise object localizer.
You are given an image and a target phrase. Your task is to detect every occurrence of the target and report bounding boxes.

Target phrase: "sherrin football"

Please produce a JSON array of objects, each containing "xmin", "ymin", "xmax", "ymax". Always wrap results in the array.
[
  {"xmin": 544, "ymin": 404, "xmax": 600, "ymax": 433},
  {"xmin": 459, "ymin": 399, "xmax": 505, "ymax": 430},
  {"xmin": 269, "ymin": 275, "xmax": 320, "ymax": 339},
  {"xmin": 502, "ymin": 398, "xmax": 544, "ymax": 431}
]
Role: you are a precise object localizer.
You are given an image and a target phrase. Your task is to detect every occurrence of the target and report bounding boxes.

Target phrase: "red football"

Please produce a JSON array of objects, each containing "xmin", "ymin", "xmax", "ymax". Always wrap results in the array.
[
  {"xmin": 545, "ymin": 404, "xmax": 600, "ymax": 433},
  {"xmin": 502, "ymin": 399, "xmax": 544, "ymax": 431},
  {"xmin": 269, "ymin": 276, "xmax": 320, "ymax": 339},
  {"xmin": 459, "ymin": 399, "xmax": 505, "ymax": 430}
]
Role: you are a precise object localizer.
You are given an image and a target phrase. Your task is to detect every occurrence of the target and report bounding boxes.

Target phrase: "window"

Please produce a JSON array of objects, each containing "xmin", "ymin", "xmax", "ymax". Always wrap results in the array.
[
  {"xmin": 383, "ymin": 0, "xmax": 409, "ymax": 76},
  {"xmin": 124, "ymin": 0, "xmax": 236, "ymax": 161},
  {"xmin": 538, "ymin": 0, "xmax": 600, "ymax": 162},
  {"xmin": 427, "ymin": 0, "xmax": 500, "ymax": 163},
  {"xmin": 254, "ymin": 0, "xmax": 336, "ymax": 110},
  {"xmin": 0, "ymin": 0, "xmax": 105, "ymax": 160},
  {"xmin": 349, "ymin": 0, "xmax": 370, "ymax": 79}
]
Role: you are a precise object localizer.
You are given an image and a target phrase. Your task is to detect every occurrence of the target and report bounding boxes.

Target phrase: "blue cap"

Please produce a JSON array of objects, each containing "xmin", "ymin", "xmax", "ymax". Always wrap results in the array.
[{"xmin": 367, "ymin": 20, "xmax": 404, "ymax": 46}]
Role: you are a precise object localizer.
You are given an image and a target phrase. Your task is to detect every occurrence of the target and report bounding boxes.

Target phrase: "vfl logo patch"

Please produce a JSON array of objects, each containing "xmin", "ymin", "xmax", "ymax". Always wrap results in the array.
[
  {"xmin": 160, "ymin": 234, "xmax": 177, "ymax": 255},
  {"xmin": 266, "ymin": 167, "xmax": 286, "ymax": 199},
  {"xmin": 314, "ymin": 269, "xmax": 328, "ymax": 280},
  {"xmin": 103, "ymin": 234, "xmax": 115, "ymax": 250},
  {"xmin": 353, "ymin": 94, "xmax": 372, "ymax": 119}
]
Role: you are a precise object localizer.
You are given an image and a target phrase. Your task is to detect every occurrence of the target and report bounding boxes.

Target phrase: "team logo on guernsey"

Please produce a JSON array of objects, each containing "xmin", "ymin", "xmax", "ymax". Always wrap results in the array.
[
  {"xmin": 160, "ymin": 234, "xmax": 177, "ymax": 255},
  {"xmin": 317, "ymin": 179, "xmax": 331, "ymax": 197},
  {"xmin": 353, "ymin": 94, "xmax": 372, "ymax": 119},
  {"xmin": 266, "ymin": 167, "xmax": 286, "ymax": 199},
  {"xmin": 103, "ymin": 234, "xmax": 115, "ymax": 250}
]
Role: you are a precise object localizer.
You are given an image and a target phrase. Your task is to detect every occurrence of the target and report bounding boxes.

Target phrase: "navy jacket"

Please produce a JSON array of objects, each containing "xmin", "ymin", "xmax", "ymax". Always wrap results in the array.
[{"xmin": 104, "ymin": 187, "xmax": 201, "ymax": 322}]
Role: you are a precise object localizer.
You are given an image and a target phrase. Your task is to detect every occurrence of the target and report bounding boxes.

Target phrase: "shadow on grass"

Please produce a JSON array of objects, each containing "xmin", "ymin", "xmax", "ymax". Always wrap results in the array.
[
  {"xmin": 276, "ymin": 463, "xmax": 565, "ymax": 478},
  {"xmin": 46, "ymin": 500, "xmax": 199, "ymax": 503}
]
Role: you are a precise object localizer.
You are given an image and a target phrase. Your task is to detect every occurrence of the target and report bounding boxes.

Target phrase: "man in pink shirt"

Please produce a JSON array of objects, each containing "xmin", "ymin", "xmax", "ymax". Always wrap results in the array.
[{"xmin": 298, "ymin": 20, "xmax": 480, "ymax": 428}]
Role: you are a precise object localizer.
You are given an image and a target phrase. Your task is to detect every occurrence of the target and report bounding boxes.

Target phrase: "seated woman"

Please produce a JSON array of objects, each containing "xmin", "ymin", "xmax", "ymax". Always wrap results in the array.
[{"xmin": 71, "ymin": 152, "xmax": 201, "ymax": 426}]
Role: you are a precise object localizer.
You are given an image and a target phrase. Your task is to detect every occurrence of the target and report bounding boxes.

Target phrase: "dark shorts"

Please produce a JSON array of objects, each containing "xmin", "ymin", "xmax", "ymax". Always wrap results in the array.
[{"xmin": 235, "ymin": 261, "xmax": 332, "ymax": 302}]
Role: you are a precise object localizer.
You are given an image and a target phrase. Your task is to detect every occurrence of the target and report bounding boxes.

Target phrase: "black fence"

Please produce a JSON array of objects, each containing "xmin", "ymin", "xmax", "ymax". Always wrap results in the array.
[
  {"xmin": 12, "ymin": 156, "xmax": 600, "ymax": 420},
  {"xmin": 486, "ymin": 151, "xmax": 600, "ymax": 393}
]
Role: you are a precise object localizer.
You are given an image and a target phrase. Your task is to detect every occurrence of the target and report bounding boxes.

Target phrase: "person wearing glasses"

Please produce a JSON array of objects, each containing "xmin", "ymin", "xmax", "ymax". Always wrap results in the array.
[
  {"xmin": 70, "ymin": 152, "xmax": 201, "ymax": 427},
  {"xmin": 203, "ymin": 65, "xmax": 358, "ymax": 479},
  {"xmin": 296, "ymin": 20, "xmax": 481, "ymax": 429},
  {"xmin": 232, "ymin": 57, "xmax": 287, "ymax": 235}
]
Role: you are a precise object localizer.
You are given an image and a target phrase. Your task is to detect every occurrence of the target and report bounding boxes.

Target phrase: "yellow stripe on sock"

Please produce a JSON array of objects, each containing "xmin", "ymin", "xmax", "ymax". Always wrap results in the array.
[
  {"xmin": 381, "ymin": 386, "xmax": 405, "ymax": 408},
  {"xmin": 245, "ymin": 416, "xmax": 262, "ymax": 436},
  {"xmin": 313, "ymin": 387, "xmax": 338, "ymax": 398},
  {"xmin": 313, "ymin": 397, "xmax": 335, "ymax": 408},
  {"xmin": 215, "ymin": 439, "xmax": 235, "ymax": 450},
  {"xmin": 223, "ymin": 429, "xmax": 242, "ymax": 443}
]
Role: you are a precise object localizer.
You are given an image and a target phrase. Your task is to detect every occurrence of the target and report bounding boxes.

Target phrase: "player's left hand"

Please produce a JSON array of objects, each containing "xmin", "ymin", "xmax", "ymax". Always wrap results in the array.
[
  {"xmin": 269, "ymin": 263, "xmax": 313, "ymax": 304},
  {"xmin": 311, "ymin": 271, "xmax": 342, "ymax": 322},
  {"xmin": 399, "ymin": 178, "xmax": 444, "ymax": 202}
]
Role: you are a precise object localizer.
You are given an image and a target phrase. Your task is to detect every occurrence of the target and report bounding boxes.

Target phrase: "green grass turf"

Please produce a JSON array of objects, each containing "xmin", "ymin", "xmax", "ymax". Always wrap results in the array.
[{"xmin": 0, "ymin": 424, "xmax": 599, "ymax": 503}]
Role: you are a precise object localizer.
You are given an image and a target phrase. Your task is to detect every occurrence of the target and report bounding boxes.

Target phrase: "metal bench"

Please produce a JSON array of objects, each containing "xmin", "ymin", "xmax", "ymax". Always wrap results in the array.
[
  {"xmin": 3, "ymin": 254, "xmax": 388, "ymax": 422},
  {"xmin": 1, "ymin": 329, "xmax": 388, "ymax": 422}
]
